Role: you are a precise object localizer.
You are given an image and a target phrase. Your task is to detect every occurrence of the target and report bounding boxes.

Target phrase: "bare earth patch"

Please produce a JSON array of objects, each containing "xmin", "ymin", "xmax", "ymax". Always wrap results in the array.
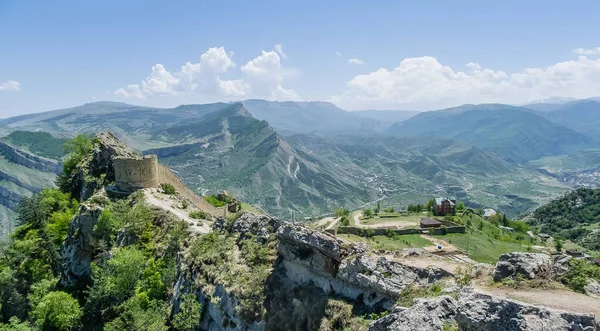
[{"xmin": 143, "ymin": 188, "xmax": 211, "ymax": 233}]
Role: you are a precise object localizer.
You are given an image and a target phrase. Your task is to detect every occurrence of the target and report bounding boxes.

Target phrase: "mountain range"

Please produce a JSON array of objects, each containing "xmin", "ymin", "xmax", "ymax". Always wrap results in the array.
[{"xmin": 0, "ymin": 98, "xmax": 599, "ymax": 232}]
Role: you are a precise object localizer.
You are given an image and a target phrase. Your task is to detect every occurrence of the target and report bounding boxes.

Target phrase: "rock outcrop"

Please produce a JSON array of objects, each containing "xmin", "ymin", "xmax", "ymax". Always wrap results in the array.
[
  {"xmin": 585, "ymin": 279, "xmax": 600, "ymax": 296},
  {"xmin": 60, "ymin": 198, "xmax": 105, "ymax": 289},
  {"xmin": 214, "ymin": 212, "xmax": 281, "ymax": 242},
  {"xmin": 71, "ymin": 131, "xmax": 139, "ymax": 200},
  {"xmin": 455, "ymin": 289, "xmax": 599, "ymax": 331},
  {"xmin": 492, "ymin": 252, "xmax": 554, "ymax": 281},
  {"xmin": 371, "ymin": 289, "xmax": 599, "ymax": 331},
  {"xmin": 275, "ymin": 224, "xmax": 451, "ymax": 310},
  {"xmin": 369, "ymin": 296, "xmax": 457, "ymax": 331}
]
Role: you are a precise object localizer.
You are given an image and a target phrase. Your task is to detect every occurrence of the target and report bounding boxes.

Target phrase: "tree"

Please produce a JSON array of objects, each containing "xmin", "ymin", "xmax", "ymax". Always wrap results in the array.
[
  {"xmin": 172, "ymin": 293, "xmax": 202, "ymax": 331},
  {"xmin": 478, "ymin": 221, "xmax": 484, "ymax": 231},
  {"xmin": 362, "ymin": 208, "xmax": 373, "ymax": 218},
  {"xmin": 456, "ymin": 202, "xmax": 466, "ymax": 211},
  {"xmin": 383, "ymin": 207, "xmax": 394, "ymax": 213},
  {"xmin": 334, "ymin": 208, "xmax": 350, "ymax": 218},
  {"xmin": 502, "ymin": 214, "xmax": 509, "ymax": 227},
  {"xmin": 554, "ymin": 239, "xmax": 564, "ymax": 252},
  {"xmin": 30, "ymin": 291, "xmax": 82, "ymax": 330},
  {"xmin": 426, "ymin": 199, "xmax": 434, "ymax": 212},
  {"xmin": 57, "ymin": 134, "xmax": 93, "ymax": 194},
  {"xmin": 374, "ymin": 202, "xmax": 380, "ymax": 215}
]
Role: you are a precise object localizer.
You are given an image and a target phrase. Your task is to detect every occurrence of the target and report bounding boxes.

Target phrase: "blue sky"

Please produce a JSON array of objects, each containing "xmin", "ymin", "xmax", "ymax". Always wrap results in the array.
[{"xmin": 1, "ymin": 0, "xmax": 600, "ymax": 117}]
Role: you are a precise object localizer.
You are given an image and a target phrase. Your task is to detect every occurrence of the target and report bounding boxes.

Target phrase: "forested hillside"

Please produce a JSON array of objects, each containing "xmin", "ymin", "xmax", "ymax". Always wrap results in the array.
[{"xmin": 530, "ymin": 188, "xmax": 600, "ymax": 250}]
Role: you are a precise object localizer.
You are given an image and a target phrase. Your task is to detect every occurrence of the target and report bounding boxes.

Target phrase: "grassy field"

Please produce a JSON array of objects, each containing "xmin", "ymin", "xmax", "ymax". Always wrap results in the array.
[
  {"xmin": 434, "ymin": 213, "xmax": 541, "ymax": 264},
  {"xmin": 338, "ymin": 233, "xmax": 433, "ymax": 250}
]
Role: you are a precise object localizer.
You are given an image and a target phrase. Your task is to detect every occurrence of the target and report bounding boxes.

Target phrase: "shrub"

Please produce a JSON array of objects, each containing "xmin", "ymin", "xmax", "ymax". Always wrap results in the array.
[
  {"xmin": 172, "ymin": 293, "xmax": 202, "ymax": 331},
  {"xmin": 31, "ymin": 291, "xmax": 82, "ymax": 330},
  {"xmin": 564, "ymin": 259, "xmax": 600, "ymax": 293},
  {"xmin": 189, "ymin": 210, "xmax": 210, "ymax": 220},
  {"xmin": 181, "ymin": 200, "xmax": 189, "ymax": 209},
  {"xmin": 334, "ymin": 207, "xmax": 350, "ymax": 218},
  {"xmin": 383, "ymin": 207, "xmax": 394, "ymax": 213},
  {"xmin": 204, "ymin": 195, "xmax": 227, "ymax": 207},
  {"xmin": 454, "ymin": 264, "xmax": 473, "ymax": 288},
  {"xmin": 160, "ymin": 183, "xmax": 177, "ymax": 195},
  {"xmin": 362, "ymin": 208, "xmax": 373, "ymax": 218}
]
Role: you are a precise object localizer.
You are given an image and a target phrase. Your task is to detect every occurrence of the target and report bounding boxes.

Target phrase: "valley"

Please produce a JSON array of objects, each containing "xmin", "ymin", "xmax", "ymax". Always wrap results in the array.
[{"xmin": 0, "ymin": 99, "xmax": 598, "ymax": 232}]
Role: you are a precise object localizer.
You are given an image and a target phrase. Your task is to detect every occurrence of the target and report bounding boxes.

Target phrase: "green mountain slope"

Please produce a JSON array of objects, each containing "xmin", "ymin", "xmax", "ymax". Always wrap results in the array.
[
  {"xmin": 537, "ymin": 100, "xmax": 600, "ymax": 136},
  {"xmin": 0, "ymin": 131, "xmax": 61, "ymax": 235},
  {"xmin": 385, "ymin": 104, "xmax": 592, "ymax": 163},
  {"xmin": 528, "ymin": 188, "xmax": 600, "ymax": 250},
  {"xmin": 146, "ymin": 103, "xmax": 374, "ymax": 218}
]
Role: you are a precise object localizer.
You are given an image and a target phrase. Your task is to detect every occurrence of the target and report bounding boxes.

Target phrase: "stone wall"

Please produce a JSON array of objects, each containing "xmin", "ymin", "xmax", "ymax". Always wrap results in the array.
[
  {"xmin": 337, "ymin": 224, "xmax": 465, "ymax": 237},
  {"xmin": 156, "ymin": 164, "xmax": 227, "ymax": 217},
  {"xmin": 114, "ymin": 155, "xmax": 159, "ymax": 192},
  {"xmin": 113, "ymin": 154, "xmax": 228, "ymax": 217}
]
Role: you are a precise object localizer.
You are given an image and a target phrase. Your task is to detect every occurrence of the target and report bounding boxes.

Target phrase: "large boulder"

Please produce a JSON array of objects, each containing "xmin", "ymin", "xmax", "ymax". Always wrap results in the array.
[
  {"xmin": 585, "ymin": 279, "xmax": 600, "ymax": 296},
  {"xmin": 492, "ymin": 252, "xmax": 553, "ymax": 281},
  {"xmin": 369, "ymin": 296, "xmax": 457, "ymax": 331},
  {"xmin": 456, "ymin": 289, "xmax": 599, "ymax": 331}
]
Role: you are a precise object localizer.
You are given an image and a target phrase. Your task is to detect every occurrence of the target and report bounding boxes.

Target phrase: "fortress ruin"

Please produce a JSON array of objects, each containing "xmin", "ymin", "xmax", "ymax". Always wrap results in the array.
[{"xmin": 113, "ymin": 154, "xmax": 228, "ymax": 216}]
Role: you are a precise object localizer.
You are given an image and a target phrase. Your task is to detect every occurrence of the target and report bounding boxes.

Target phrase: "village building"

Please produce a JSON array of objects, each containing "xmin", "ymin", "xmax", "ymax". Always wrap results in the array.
[
  {"xmin": 433, "ymin": 197, "xmax": 456, "ymax": 216},
  {"xmin": 420, "ymin": 217, "xmax": 442, "ymax": 228}
]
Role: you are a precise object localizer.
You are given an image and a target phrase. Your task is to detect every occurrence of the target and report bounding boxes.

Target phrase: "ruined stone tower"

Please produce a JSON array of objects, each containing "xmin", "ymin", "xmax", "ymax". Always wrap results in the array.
[{"xmin": 114, "ymin": 155, "xmax": 159, "ymax": 192}]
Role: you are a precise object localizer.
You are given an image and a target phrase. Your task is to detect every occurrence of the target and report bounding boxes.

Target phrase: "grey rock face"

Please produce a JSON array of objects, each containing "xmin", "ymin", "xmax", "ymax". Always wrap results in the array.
[
  {"xmin": 553, "ymin": 255, "xmax": 573, "ymax": 277},
  {"xmin": 492, "ymin": 252, "xmax": 553, "ymax": 281},
  {"xmin": 275, "ymin": 224, "xmax": 452, "ymax": 310},
  {"xmin": 456, "ymin": 289, "xmax": 599, "ymax": 331},
  {"xmin": 277, "ymin": 223, "xmax": 348, "ymax": 262},
  {"xmin": 60, "ymin": 201, "xmax": 104, "ymax": 289},
  {"xmin": 585, "ymin": 279, "xmax": 600, "ymax": 296},
  {"xmin": 369, "ymin": 296, "xmax": 458, "ymax": 331}
]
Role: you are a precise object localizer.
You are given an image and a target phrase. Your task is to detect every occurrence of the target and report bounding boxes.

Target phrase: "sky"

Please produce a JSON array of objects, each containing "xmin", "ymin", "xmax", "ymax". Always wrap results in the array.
[{"xmin": 1, "ymin": 0, "xmax": 600, "ymax": 117}]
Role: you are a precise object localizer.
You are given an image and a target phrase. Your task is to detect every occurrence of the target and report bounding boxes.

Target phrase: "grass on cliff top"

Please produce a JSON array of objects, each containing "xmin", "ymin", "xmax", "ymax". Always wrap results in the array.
[
  {"xmin": 338, "ymin": 233, "xmax": 433, "ymax": 251},
  {"xmin": 435, "ymin": 215, "xmax": 542, "ymax": 264}
]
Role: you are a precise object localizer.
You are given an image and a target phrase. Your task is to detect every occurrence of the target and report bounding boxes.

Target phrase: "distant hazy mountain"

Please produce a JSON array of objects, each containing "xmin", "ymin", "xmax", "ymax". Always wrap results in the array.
[
  {"xmin": 241, "ymin": 99, "xmax": 393, "ymax": 135},
  {"xmin": 352, "ymin": 109, "xmax": 420, "ymax": 123},
  {"xmin": 385, "ymin": 104, "xmax": 592, "ymax": 163},
  {"xmin": 536, "ymin": 100, "xmax": 600, "ymax": 136}
]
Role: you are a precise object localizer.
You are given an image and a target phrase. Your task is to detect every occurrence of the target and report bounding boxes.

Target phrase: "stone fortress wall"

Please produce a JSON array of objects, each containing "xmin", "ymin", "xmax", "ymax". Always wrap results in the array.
[{"xmin": 114, "ymin": 155, "xmax": 227, "ymax": 217}]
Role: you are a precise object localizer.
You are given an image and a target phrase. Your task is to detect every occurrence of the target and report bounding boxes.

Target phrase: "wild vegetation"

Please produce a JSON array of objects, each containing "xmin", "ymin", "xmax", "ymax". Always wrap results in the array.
[{"xmin": 530, "ymin": 188, "xmax": 600, "ymax": 249}]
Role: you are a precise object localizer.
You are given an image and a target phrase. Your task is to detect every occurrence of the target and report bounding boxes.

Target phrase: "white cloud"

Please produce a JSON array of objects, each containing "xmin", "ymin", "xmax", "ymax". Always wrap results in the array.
[
  {"xmin": 335, "ymin": 52, "xmax": 342, "ymax": 58},
  {"xmin": 332, "ymin": 52, "xmax": 600, "ymax": 110},
  {"xmin": 348, "ymin": 58, "xmax": 364, "ymax": 65},
  {"xmin": 573, "ymin": 47, "xmax": 600, "ymax": 56},
  {"xmin": 241, "ymin": 51, "xmax": 300, "ymax": 100},
  {"xmin": 0, "ymin": 80, "xmax": 20, "ymax": 91},
  {"xmin": 274, "ymin": 44, "xmax": 288, "ymax": 60},
  {"xmin": 116, "ymin": 47, "xmax": 298, "ymax": 101}
]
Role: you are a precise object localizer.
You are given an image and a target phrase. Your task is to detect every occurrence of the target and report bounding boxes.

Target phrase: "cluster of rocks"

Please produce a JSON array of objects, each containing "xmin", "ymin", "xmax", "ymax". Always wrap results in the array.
[
  {"xmin": 492, "ymin": 252, "xmax": 572, "ymax": 281},
  {"xmin": 371, "ymin": 288, "xmax": 599, "ymax": 331},
  {"xmin": 214, "ymin": 212, "xmax": 281, "ymax": 243}
]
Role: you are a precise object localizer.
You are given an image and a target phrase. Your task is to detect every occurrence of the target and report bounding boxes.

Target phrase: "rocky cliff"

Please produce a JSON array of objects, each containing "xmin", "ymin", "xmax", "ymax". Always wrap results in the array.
[
  {"xmin": 55, "ymin": 132, "xmax": 600, "ymax": 331},
  {"xmin": 0, "ymin": 141, "xmax": 61, "ymax": 174}
]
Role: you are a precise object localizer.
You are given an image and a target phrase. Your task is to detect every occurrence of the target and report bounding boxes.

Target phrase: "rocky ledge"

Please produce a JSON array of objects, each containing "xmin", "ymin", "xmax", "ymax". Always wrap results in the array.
[
  {"xmin": 275, "ymin": 223, "xmax": 452, "ymax": 309},
  {"xmin": 371, "ymin": 288, "xmax": 599, "ymax": 331}
]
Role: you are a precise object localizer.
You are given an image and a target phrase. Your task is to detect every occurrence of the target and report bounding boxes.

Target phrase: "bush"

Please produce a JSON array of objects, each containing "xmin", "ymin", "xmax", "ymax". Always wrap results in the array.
[
  {"xmin": 334, "ymin": 208, "xmax": 350, "ymax": 218},
  {"xmin": 30, "ymin": 291, "xmax": 82, "ymax": 330},
  {"xmin": 564, "ymin": 259, "xmax": 600, "ymax": 293},
  {"xmin": 172, "ymin": 293, "xmax": 202, "ymax": 331},
  {"xmin": 160, "ymin": 183, "xmax": 176, "ymax": 195},
  {"xmin": 383, "ymin": 207, "xmax": 394, "ymax": 213},
  {"xmin": 189, "ymin": 210, "xmax": 210, "ymax": 220},
  {"xmin": 204, "ymin": 195, "xmax": 227, "ymax": 207},
  {"xmin": 362, "ymin": 208, "xmax": 373, "ymax": 218}
]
